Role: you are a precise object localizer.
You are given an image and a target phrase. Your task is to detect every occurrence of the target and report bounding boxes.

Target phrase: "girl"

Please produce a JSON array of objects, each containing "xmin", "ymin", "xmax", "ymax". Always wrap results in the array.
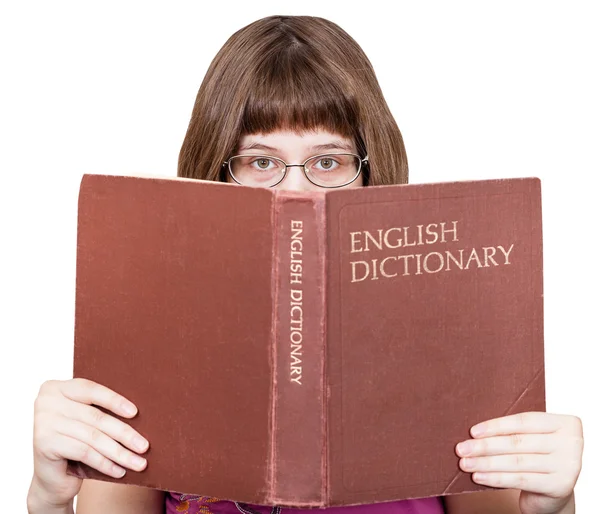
[{"xmin": 27, "ymin": 15, "xmax": 583, "ymax": 514}]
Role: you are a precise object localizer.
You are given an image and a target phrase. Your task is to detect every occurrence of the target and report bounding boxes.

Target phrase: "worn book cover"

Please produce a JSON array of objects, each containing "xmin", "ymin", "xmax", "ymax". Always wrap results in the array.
[{"xmin": 68, "ymin": 174, "xmax": 545, "ymax": 506}]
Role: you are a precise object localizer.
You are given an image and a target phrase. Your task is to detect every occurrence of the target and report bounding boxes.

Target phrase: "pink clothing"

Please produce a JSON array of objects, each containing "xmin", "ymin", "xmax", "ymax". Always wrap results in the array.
[{"xmin": 165, "ymin": 492, "xmax": 444, "ymax": 514}]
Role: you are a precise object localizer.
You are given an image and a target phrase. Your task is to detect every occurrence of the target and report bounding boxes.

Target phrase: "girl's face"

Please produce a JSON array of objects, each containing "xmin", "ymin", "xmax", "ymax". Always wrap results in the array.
[{"xmin": 229, "ymin": 128, "xmax": 364, "ymax": 191}]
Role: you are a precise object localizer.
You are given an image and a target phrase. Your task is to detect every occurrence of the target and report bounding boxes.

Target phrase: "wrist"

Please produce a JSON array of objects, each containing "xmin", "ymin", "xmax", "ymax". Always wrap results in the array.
[
  {"xmin": 27, "ymin": 495, "xmax": 74, "ymax": 514},
  {"xmin": 549, "ymin": 492, "xmax": 576, "ymax": 514},
  {"xmin": 27, "ymin": 478, "xmax": 74, "ymax": 514}
]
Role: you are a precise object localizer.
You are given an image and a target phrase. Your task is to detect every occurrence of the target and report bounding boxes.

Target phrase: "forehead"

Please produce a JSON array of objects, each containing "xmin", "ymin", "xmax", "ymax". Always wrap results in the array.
[{"xmin": 237, "ymin": 129, "xmax": 355, "ymax": 152}]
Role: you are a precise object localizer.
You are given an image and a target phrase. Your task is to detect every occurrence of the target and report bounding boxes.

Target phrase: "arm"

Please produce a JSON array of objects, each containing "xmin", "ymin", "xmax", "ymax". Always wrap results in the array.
[{"xmin": 76, "ymin": 481, "xmax": 165, "ymax": 514}]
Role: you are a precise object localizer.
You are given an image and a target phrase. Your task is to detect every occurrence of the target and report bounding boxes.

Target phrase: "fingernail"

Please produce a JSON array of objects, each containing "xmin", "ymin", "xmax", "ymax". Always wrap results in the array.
[
  {"xmin": 121, "ymin": 402, "xmax": 137, "ymax": 416},
  {"xmin": 471, "ymin": 424, "xmax": 485, "ymax": 437},
  {"xmin": 461, "ymin": 458, "xmax": 474, "ymax": 471},
  {"xmin": 113, "ymin": 465, "xmax": 126, "ymax": 477},
  {"xmin": 134, "ymin": 435, "xmax": 148, "ymax": 452},
  {"xmin": 131, "ymin": 455, "xmax": 147, "ymax": 469},
  {"xmin": 457, "ymin": 441, "xmax": 472, "ymax": 456}
]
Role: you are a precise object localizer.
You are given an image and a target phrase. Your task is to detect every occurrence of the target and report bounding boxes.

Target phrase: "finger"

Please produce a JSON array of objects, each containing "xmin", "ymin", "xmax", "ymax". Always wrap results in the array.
[
  {"xmin": 460, "ymin": 453, "xmax": 555, "ymax": 474},
  {"xmin": 55, "ymin": 415, "xmax": 147, "ymax": 472},
  {"xmin": 60, "ymin": 378, "xmax": 137, "ymax": 418},
  {"xmin": 456, "ymin": 433, "xmax": 555, "ymax": 457},
  {"xmin": 472, "ymin": 472, "xmax": 556, "ymax": 495},
  {"xmin": 63, "ymin": 402, "xmax": 149, "ymax": 454},
  {"xmin": 38, "ymin": 432, "xmax": 127, "ymax": 479},
  {"xmin": 470, "ymin": 412, "xmax": 561, "ymax": 438}
]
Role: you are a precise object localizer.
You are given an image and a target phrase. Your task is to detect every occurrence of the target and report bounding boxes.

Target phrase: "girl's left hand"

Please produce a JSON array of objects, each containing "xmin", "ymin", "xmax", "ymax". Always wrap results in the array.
[{"xmin": 455, "ymin": 412, "xmax": 583, "ymax": 514}]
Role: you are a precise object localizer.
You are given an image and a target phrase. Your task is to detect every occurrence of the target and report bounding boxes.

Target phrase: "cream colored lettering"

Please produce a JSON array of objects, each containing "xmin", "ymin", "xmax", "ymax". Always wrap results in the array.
[
  {"xmin": 423, "ymin": 252, "xmax": 444, "ymax": 273},
  {"xmin": 289, "ymin": 222, "xmax": 303, "ymax": 385},
  {"xmin": 440, "ymin": 221, "xmax": 459, "ymax": 243},
  {"xmin": 414, "ymin": 253, "xmax": 423, "ymax": 275},
  {"xmin": 350, "ymin": 244, "xmax": 514, "ymax": 282},
  {"xmin": 403, "ymin": 226, "xmax": 416, "ymax": 247},
  {"xmin": 351, "ymin": 261, "xmax": 370, "ymax": 282},
  {"xmin": 445, "ymin": 249, "xmax": 464, "ymax": 270},
  {"xmin": 350, "ymin": 222, "xmax": 460, "ymax": 254},
  {"xmin": 482, "ymin": 247, "xmax": 499, "ymax": 267},
  {"xmin": 291, "ymin": 220, "xmax": 303, "ymax": 231},
  {"xmin": 498, "ymin": 244, "xmax": 515, "ymax": 264},
  {"xmin": 383, "ymin": 227, "xmax": 403, "ymax": 249},
  {"xmin": 416, "ymin": 225, "xmax": 424, "ymax": 245},
  {"xmin": 291, "ymin": 305, "xmax": 302, "ymax": 320},
  {"xmin": 350, "ymin": 231, "xmax": 363, "ymax": 253},
  {"xmin": 291, "ymin": 367, "xmax": 302, "ymax": 385},
  {"xmin": 396, "ymin": 254, "xmax": 414, "ymax": 276},
  {"xmin": 380, "ymin": 256, "xmax": 398, "ymax": 278},
  {"xmin": 464, "ymin": 248, "xmax": 483, "ymax": 269},
  {"xmin": 425, "ymin": 223, "xmax": 439, "ymax": 244},
  {"xmin": 364, "ymin": 229, "xmax": 383, "ymax": 252},
  {"xmin": 371, "ymin": 259, "xmax": 379, "ymax": 280}
]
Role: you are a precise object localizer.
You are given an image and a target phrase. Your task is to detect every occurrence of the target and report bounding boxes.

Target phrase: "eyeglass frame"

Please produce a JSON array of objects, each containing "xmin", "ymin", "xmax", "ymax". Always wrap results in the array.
[{"xmin": 222, "ymin": 152, "xmax": 369, "ymax": 189}]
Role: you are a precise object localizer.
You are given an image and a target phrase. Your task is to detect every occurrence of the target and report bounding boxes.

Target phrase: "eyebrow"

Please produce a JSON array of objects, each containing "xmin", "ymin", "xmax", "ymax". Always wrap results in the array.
[{"xmin": 237, "ymin": 140, "xmax": 355, "ymax": 153}]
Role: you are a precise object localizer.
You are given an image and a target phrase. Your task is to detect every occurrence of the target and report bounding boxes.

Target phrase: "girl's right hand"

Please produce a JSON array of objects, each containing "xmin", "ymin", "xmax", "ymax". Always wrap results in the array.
[{"xmin": 28, "ymin": 378, "xmax": 149, "ymax": 511}]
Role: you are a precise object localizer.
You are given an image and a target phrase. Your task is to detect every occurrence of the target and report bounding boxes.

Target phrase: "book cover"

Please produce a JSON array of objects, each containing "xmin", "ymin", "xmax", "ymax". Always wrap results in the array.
[{"xmin": 68, "ymin": 174, "xmax": 545, "ymax": 506}]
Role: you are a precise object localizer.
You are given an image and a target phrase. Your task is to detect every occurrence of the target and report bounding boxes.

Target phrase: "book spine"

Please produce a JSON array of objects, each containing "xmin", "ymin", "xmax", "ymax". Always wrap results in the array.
[{"xmin": 268, "ymin": 192, "xmax": 327, "ymax": 506}]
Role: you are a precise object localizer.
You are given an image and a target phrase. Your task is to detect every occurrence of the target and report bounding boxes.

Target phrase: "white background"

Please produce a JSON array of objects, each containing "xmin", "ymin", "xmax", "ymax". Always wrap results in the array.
[{"xmin": 1, "ymin": 1, "xmax": 598, "ymax": 512}]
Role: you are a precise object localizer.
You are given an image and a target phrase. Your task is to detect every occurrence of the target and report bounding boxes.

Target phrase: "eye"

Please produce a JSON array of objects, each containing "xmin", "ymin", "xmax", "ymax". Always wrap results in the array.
[
  {"xmin": 251, "ymin": 157, "xmax": 276, "ymax": 170},
  {"xmin": 315, "ymin": 157, "xmax": 340, "ymax": 171}
]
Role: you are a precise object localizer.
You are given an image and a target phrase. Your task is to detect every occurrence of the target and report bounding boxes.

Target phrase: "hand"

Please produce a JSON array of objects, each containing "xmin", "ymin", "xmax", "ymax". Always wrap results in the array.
[
  {"xmin": 455, "ymin": 412, "xmax": 583, "ymax": 514},
  {"xmin": 28, "ymin": 378, "xmax": 149, "ymax": 511}
]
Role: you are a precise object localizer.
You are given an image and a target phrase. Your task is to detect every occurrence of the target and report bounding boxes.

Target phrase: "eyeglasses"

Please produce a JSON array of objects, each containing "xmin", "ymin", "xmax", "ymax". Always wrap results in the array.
[{"xmin": 222, "ymin": 153, "xmax": 368, "ymax": 188}]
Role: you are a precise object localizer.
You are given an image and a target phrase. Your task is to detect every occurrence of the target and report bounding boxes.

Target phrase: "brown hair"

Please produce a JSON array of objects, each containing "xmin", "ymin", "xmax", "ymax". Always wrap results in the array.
[{"xmin": 178, "ymin": 15, "xmax": 408, "ymax": 186}]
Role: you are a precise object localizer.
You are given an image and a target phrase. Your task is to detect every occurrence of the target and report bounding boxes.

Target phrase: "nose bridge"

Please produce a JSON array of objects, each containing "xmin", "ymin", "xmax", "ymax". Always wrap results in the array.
[{"xmin": 279, "ymin": 163, "xmax": 316, "ymax": 191}]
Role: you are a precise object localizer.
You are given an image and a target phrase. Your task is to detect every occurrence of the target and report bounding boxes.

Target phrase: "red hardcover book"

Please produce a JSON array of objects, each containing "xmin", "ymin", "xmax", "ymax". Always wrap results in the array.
[{"xmin": 68, "ymin": 174, "xmax": 545, "ymax": 506}]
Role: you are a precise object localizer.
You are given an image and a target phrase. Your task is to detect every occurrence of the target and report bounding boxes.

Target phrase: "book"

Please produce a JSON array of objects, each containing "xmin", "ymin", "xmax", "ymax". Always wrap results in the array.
[{"xmin": 67, "ymin": 174, "xmax": 545, "ymax": 507}]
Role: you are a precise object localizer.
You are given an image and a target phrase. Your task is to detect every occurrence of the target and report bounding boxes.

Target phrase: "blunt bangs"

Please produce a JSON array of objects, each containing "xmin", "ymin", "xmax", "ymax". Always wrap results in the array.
[{"xmin": 240, "ymin": 48, "xmax": 360, "ymax": 140}]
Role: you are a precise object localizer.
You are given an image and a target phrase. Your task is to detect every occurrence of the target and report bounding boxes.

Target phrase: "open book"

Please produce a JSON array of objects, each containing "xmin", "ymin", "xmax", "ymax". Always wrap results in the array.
[{"xmin": 68, "ymin": 174, "xmax": 545, "ymax": 506}]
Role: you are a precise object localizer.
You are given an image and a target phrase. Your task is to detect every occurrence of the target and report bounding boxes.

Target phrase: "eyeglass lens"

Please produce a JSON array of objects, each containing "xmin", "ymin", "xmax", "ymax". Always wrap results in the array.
[{"xmin": 229, "ymin": 154, "xmax": 361, "ymax": 187}]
